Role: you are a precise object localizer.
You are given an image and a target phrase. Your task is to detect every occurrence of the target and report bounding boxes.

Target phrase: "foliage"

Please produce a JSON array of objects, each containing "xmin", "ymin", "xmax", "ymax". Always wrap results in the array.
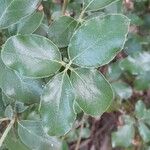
[{"xmin": 0, "ymin": 0, "xmax": 150, "ymax": 149}]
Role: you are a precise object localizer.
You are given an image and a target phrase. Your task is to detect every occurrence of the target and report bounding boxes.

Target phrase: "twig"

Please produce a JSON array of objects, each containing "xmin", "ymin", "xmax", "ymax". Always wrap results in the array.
[
  {"xmin": 75, "ymin": 116, "xmax": 85, "ymax": 150},
  {"xmin": 62, "ymin": 0, "xmax": 68, "ymax": 15},
  {"xmin": 0, "ymin": 118, "xmax": 15, "ymax": 148}
]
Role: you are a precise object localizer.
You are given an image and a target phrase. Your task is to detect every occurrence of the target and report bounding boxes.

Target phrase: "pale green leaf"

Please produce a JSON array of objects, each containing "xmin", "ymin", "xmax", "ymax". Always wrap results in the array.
[
  {"xmin": 112, "ymin": 124, "xmax": 135, "ymax": 148},
  {"xmin": 48, "ymin": 16, "xmax": 78, "ymax": 48},
  {"xmin": 138, "ymin": 122, "xmax": 150, "ymax": 143},
  {"xmin": 112, "ymin": 81, "xmax": 132, "ymax": 99},
  {"xmin": 70, "ymin": 68, "xmax": 113, "ymax": 116},
  {"xmin": 68, "ymin": 14, "xmax": 130, "ymax": 68},
  {"xmin": 0, "ymin": 0, "xmax": 41, "ymax": 29},
  {"xmin": 1, "ymin": 34, "xmax": 62, "ymax": 78},
  {"xmin": 18, "ymin": 120, "xmax": 61, "ymax": 150},
  {"xmin": 41, "ymin": 72, "xmax": 76, "ymax": 136}
]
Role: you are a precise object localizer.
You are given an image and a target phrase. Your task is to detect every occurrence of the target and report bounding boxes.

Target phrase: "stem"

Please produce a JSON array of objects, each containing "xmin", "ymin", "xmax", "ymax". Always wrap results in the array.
[
  {"xmin": 62, "ymin": 0, "xmax": 68, "ymax": 15},
  {"xmin": 75, "ymin": 116, "xmax": 85, "ymax": 150},
  {"xmin": 0, "ymin": 118, "xmax": 15, "ymax": 148},
  {"xmin": 78, "ymin": 0, "xmax": 94, "ymax": 21}
]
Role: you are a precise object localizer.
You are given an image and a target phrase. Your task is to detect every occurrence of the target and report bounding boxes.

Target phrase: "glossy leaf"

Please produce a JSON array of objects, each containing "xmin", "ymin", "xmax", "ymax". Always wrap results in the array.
[
  {"xmin": 48, "ymin": 16, "xmax": 78, "ymax": 48},
  {"xmin": 9, "ymin": 11, "xmax": 44, "ymax": 35},
  {"xmin": 1, "ymin": 34, "xmax": 62, "ymax": 78},
  {"xmin": 112, "ymin": 125, "xmax": 135, "ymax": 148},
  {"xmin": 41, "ymin": 72, "xmax": 76, "ymax": 136},
  {"xmin": 70, "ymin": 68, "xmax": 113, "ymax": 116},
  {"xmin": 0, "ymin": 0, "xmax": 41, "ymax": 29},
  {"xmin": 18, "ymin": 120, "xmax": 61, "ymax": 150},
  {"xmin": 0, "ymin": 57, "xmax": 43, "ymax": 104},
  {"xmin": 84, "ymin": 0, "xmax": 118, "ymax": 11},
  {"xmin": 68, "ymin": 15, "xmax": 130, "ymax": 67}
]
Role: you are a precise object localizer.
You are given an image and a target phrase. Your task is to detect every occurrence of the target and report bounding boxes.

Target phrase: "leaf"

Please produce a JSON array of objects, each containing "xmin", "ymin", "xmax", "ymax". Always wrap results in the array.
[
  {"xmin": 134, "ymin": 72, "xmax": 150, "ymax": 90},
  {"xmin": 9, "ymin": 11, "xmax": 44, "ymax": 35},
  {"xmin": 120, "ymin": 52, "xmax": 150, "ymax": 75},
  {"xmin": 5, "ymin": 129, "xmax": 30, "ymax": 150},
  {"xmin": 68, "ymin": 14, "xmax": 130, "ymax": 68},
  {"xmin": 135, "ymin": 100, "xmax": 150, "ymax": 125},
  {"xmin": 5, "ymin": 105, "xmax": 14, "ymax": 119},
  {"xmin": 112, "ymin": 81, "xmax": 132, "ymax": 100},
  {"xmin": 41, "ymin": 72, "xmax": 76, "ymax": 136},
  {"xmin": 18, "ymin": 120, "xmax": 61, "ymax": 150},
  {"xmin": 0, "ymin": 57, "xmax": 43, "ymax": 104},
  {"xmin": 106, "ymin": 62, "xmax": 122, "ymax": 81},
  {"xmin": 48, "ymin": 16, "xmax": 78, "ymax": 48},
  {"xmin": 1, "ymin": 34, "xmax": 62, "ymax": 78},
  {"xmin": 112, "ymin": 124, "xmax": 135, "ymax": 148},
  {"xmin": 138, "ymin": 122, "xmax": 150, "ymax": 143},
  {"xmin": 70, "ymin": 68, "xmax": 113, "ymax": 116},
  {"xmin": 84, "ymin": 0, "xmax": 119, "ymax": 11},
  {"xmin": 14, "ymin": 101, "xmax": 28, "ymax": 113},
  {"xmin": 135, "ymin": 100, "xmax": 146, "ymax": 119},
  {"xmin": 0, "ymin": 0, "xmax": 41, "ymax": 29}
]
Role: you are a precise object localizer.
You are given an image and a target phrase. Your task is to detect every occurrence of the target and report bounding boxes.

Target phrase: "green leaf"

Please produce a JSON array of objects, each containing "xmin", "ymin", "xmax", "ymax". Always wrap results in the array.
[
  {"xmin": 112, "ymin": 81, "xmax": 132, "ymax": 100},
  {"xmin": 41, "ymin": 72, "xmax": 76, "ymax": 136},
  {"xmin": 120, "ymin": 52, "xmax": 150, "ymax": 75},
  {"xmin": 112, "ymin": 124, "xmax": 135, "ymax": 148},
  {"xmin": 135, "ymin": 100, "xmax": 146, "ymax": 119},
  {"xmin": 5, "ymin": 129, "xmax": 30, "ymax": 150},
  {"xmin": 14, "ymin": 101, "xmax": 28, "ymax": 113},
  {"xmin": 5, "ymin": 105, "xmax": 14, "ymax": 119},
  {"xmin": 138, "ymin": 122, "xmax": 150, "ymax": 143},
  {"xmin": 18, "ymin": 120, "xmax": 61, "ymax": 150},
  {"xmin": 68, "ymin": 14, "xmax": 130, "ymax": 68},
  {"xmin": 9, "ymin": 11, "xmax": 44, "ymax": 35},
  {"xmin": 84, "ymin": 0, "xmax": 119, "ymax": 11},
  {"xmin": 106, "ymin": 62, "xmax": 122, "ymax": 81},
  {"xmin": 70, "ymin": 68, "xmax": 113, "ymax": 116},
  {"xmin": 1, "ymin": 34, "xmax": 62, "ymax": 78},
  {"xmin": 134, "ymin": 72, "xmax": 150, "ymax": 90},
  {"xmin": 135, "ymin": 100, "xmax": 150, "ymax": 125},
  {"xmin": 0, "ymin": 0, "xmax": 41, "ymax": 29},
  {"xmin": 0, "ymin": 57, "xmax": 43, "ymax": 104},
  {"xmin": 48, "ymin": 16, "xmax": 78, "ymax": 48}
]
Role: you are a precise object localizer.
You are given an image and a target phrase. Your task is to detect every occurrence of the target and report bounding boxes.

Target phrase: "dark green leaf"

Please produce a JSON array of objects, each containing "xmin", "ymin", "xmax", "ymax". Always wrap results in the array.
[
  {"xmin": 9, "ymin": 11, "xmax": 44, "ymax": 35},
  {"xmin": 68, "ymin": 15, "xmax": 130, "ymax": 67},
  {"xmin": 0, "ymin": 57, "xmax": 43, "ymax": 104},
  {"xmin": 70, "ymin": 68, "xmax": 113, "ymax": 116},
  {"xmin": 0, "ymin": 0, "xmax": 41, "ymax": 29},
  {"xmin": 48, "ymin": 16, "xmax": 78, "ymax": 48},
  {"xmin": 41, "ymin": 72, "xmax": 76, "ymax": 136},
  {"xmin": 1, "ymin": 34, "xmax": 62, "ymax": 78}
]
